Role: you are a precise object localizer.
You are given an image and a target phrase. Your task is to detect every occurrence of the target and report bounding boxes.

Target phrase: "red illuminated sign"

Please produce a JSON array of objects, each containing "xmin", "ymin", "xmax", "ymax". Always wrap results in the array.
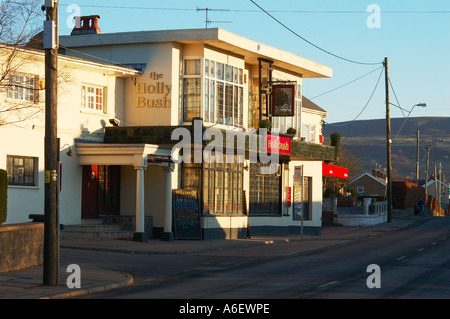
[
  {"xmin": 267, "ymin": 134, "xmax": 291, "ymax": 155},
  {"xmin": 322, "ymin": 163, "xmax": 349, "ymax": 179}
]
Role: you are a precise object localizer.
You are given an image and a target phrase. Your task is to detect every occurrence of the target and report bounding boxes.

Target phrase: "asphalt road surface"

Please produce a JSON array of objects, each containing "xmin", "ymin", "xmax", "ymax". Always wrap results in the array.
[{"xmin": 62, "ymin": 217, "xmax": 450, "ymax": 300}]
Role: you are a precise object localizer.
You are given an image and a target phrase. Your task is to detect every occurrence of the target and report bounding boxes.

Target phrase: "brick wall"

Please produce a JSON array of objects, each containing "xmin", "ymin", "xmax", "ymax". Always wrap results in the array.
[
  {"xmin": 392, "ymin": 181, "xmax": 425, "ymax": 210},
  {"xmin": 346, "ymin": 174, "xmax": 386, "ymax": 197}
]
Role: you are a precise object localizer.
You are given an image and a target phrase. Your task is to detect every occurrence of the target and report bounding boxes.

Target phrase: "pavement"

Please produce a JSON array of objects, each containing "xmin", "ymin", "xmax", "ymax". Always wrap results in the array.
[{"xmin": 0, "ymin": 213, "xmax": 431, "ymax": 299}]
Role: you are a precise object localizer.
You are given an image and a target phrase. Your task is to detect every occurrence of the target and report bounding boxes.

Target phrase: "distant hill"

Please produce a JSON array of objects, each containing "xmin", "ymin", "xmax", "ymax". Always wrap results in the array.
[{"xmin": 323, "ymin": 117, "xmax": 450, "ymax": 180}]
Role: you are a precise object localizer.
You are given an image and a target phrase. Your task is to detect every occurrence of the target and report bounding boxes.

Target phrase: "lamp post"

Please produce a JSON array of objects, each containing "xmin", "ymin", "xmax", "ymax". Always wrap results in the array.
[{"xmin": 394, "ymin": 103, "xmax": 427, "ymax": 139}]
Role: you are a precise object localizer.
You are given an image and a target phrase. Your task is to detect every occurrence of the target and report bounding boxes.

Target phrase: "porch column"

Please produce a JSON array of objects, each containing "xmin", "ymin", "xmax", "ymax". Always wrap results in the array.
[
  {"xmin": 134, "ymin": 166, "xmax": 147, "ymax": 242},
  {"xmin": 161, "ymin": 163, "xmax": 174, "ymax": 241}
]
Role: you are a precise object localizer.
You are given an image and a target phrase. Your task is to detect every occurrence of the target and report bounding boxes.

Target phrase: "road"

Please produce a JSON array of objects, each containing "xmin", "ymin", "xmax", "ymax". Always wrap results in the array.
[{"xmin": 61, "ymin": 217, "xmax": 450, "ymax": 300}]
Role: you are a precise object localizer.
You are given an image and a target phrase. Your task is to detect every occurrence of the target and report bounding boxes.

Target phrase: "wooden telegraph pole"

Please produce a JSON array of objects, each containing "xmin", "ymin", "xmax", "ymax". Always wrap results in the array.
[
  {"xmin": 43, "ymin": 0, "xmax": 59, "ymax": 286},
  {"xmin": 384, "ymin": 57, "xmax": 392, "ymax": 223}
]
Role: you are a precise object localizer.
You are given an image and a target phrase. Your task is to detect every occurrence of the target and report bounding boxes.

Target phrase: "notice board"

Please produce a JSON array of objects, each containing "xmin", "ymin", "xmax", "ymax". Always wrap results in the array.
[{"xmin": 172, "ymin": 189, "xmax": 202, "ymax": 240}]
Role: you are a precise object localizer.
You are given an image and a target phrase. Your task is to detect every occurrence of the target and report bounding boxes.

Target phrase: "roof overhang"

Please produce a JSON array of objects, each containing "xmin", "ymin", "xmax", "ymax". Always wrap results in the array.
[
  {"xmin": 75, "ymin": 143, "xmax": 172, "ymax": 168},
  {"xmin": 60, "ymin": 28, "xmax": 332, "ymax": 79}
]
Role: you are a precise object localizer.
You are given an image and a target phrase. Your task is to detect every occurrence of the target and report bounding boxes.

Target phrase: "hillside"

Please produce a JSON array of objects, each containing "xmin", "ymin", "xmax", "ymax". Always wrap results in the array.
[{"xmin": 323, "ymin": 117, "xmax": 450, "ymax": 180}]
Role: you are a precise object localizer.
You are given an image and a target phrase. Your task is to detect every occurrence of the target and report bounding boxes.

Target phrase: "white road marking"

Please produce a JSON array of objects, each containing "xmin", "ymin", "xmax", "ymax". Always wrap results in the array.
[{"xmin": 318, "ymin": 280, "xmax": 340, "ymax": 288}]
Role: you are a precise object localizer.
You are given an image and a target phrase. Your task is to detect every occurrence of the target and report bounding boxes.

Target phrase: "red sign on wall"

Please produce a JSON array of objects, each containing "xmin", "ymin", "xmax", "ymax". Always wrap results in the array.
[
  {"xmin": 267, "ymin": 134, "xmax": 291, "ymax": 155},
  {"xmin": 286, "ymin": 186, "xmax": 291, "ymax": 207},
  {"xmin": 322, "ymin": 163, "xmax": 349, "ymax": 179}
]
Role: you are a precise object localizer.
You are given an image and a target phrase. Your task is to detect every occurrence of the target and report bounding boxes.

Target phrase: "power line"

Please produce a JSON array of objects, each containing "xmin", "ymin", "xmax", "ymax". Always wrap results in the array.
[
  {"xmin": 325, "ymin": 67, "xmax": 384, "ymax": 126},
  {"xmin": 249, "ymin": 0, "xmax": 382, "ymax": 66},
  {"xmin": 309, "ymin": 66, "xmax": 384, "ymax": 100},
  {"xmin": 58, "ymin": 4, "xmax": 450, "ymax": 14}
]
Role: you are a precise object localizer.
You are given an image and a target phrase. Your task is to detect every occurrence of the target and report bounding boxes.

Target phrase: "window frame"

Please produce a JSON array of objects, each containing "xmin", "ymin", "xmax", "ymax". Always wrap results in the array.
[
  {"xmin": 182, "ymin": 57, "xmax": 244, "ymax": 127},
  {"xmin": 301, "ymin": 124, "xmax": 316, "ymax": 143},
  {"xmin": 6, "ymin": 155, "xmax": 38, "ymax": 187},
  {"xmin": 81, "ymin": 84, "xmax": 105, "ymax": 113},
  {"xmin": 7, "ymin": 73, "xmax": 39, "ymax": 104}
]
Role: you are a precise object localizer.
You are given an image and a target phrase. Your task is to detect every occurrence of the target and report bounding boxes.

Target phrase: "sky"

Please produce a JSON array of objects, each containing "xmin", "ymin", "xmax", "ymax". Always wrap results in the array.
[{"xmin": 56, "ymin": 0, "xmax": 450, "ymax": 124}]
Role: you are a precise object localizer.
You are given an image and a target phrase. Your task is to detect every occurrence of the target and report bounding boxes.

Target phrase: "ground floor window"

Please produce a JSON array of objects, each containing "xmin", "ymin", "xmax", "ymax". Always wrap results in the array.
[
  {"xmin": 249, "ymin": 162, "xmax": 281, "ymax": 215},
  {"xmin": 6, "ymin": 155, "xmax": 37, "ymax": 186},
  {"xmin": 181, "ymin": 154, "xmax": 244, "ymax": 215}
]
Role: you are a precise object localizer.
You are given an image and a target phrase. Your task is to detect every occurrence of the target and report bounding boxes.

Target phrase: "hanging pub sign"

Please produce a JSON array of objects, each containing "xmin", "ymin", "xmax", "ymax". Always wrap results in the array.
[{"xmin": 271, "ymin": 84, "xmax": 295, "ymax": 117}]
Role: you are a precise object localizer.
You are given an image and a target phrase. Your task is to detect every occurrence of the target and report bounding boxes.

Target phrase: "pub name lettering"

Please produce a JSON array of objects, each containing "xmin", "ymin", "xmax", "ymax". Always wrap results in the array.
[{"xmin": 135, "ymin": 72, "xmax": 172, "ymax": 108}]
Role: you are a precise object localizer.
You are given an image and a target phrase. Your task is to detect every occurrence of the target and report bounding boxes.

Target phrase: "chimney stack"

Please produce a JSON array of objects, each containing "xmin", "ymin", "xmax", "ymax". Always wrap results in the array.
[{"xmin": 71, "ymin": 15, "xmax": 102, "ymax": 35}]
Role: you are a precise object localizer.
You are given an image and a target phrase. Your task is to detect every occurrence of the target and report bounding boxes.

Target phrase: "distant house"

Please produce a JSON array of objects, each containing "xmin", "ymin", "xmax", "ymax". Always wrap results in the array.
[
  {"xmin": 423, "ymin": 179, "xmax": 450, "ymax": 205},
  {"xmin": 345, "ymin": 171, "xmax": 387, "ymax": 197}
]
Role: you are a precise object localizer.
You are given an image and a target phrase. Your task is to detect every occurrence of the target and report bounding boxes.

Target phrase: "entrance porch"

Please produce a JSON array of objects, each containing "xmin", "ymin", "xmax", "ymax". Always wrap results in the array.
[{"xmin": 75, "ymin": 143, "xmax": 174, "ymax": 242}]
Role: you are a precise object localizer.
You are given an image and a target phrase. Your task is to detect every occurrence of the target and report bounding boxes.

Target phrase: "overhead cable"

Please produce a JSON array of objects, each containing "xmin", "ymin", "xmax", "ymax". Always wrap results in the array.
[{"xmin": 250, "ymin": 0, "xmax": 382, "ymax": 66}]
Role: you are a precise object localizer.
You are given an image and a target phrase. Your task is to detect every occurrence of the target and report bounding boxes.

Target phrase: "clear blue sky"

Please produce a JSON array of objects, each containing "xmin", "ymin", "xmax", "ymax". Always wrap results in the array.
[{"xmin": 57, "ymin": 0, "xmax": 450, "ymax": 124}]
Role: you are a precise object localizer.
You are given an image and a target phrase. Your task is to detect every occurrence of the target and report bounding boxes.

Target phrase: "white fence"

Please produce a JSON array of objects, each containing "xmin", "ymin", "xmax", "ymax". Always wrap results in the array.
[{"xmin": 334, "ymin": 199, "xmax": 388, "ymax": 227}]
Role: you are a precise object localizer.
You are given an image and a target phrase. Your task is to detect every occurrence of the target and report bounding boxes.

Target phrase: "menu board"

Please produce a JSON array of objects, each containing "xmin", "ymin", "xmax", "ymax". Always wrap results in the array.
[{"xmin": 172, "ymin": 189, "xmax": 202, "ymax": 240}]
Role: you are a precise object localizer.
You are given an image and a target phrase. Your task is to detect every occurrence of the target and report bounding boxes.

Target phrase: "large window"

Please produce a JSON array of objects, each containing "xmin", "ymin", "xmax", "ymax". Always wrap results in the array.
[
  {"xmin": 249, "ymin": 162, "xmax": 281, "ymax": 215},
  {"xmin": 7, "ymin": 155, "xmax": 37, "ymax": 186},
  {"xmin": 203, "ymin": 153, "xmax": 244, "ymax": 215},
  {"xmin": 181, "ymin": 153, "xmax": 244, "ymax": 215},
  {"xmin": 81, "ymin": 84, "xmax": 104, "ymax": 112},
  {"xmin": 8, "ymin": 73, "xmax": 38, "ymax": 103},
  {"xmin": 183, "ymin": 58, "xmax": 244, "ymax": 127}
]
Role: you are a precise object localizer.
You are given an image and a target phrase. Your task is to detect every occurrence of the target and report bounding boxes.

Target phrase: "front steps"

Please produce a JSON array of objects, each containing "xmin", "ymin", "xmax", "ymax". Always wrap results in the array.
[{"xmin": 61, "ymin": 218, "xmax": 133, "ymax": 240}]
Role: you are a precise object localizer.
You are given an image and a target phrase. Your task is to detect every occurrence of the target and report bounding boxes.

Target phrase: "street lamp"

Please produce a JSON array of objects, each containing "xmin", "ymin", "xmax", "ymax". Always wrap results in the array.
[{"xmin": 394, "ymin": 103, "xmax": 427, "ymax": 139}]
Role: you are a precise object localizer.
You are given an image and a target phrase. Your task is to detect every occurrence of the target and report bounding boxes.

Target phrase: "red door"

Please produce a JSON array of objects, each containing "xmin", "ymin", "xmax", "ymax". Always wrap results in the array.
[
  {"xmin": 81, "ymin": 165, "xmax": 121, "ymax": 219},
  {"xmin": 82, "ymin": 165, "xmax": 99, "ymax": 219}
]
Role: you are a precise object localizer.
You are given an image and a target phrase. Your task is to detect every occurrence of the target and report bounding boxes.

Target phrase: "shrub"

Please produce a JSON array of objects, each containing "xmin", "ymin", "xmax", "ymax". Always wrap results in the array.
[
  {"xmin": 286, "ymin": 127, "xmax": 296, "ymax": 136},
  {"xmin": 258, "ymin": 119, "xmax": 271, "ymax": 130},
  {"xmin": 330, "ymin": 132, "xmax": 342, "ymax": 159}
]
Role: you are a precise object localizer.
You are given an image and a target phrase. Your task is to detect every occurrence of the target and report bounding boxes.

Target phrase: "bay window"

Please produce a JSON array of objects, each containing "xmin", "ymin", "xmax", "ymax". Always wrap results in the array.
[{"xmin": 183, "ymin": 58, "xmax": 244, "ymax": 127}]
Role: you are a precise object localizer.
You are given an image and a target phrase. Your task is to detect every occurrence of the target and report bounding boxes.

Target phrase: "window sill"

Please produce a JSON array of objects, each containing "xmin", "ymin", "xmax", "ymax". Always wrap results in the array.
[
  {"xmin": 80, "ymin": 109, "xmax": 108, "ymax": 117},
  {"xmin": 8, "ymin": 185, "xmax": 39, "ymax": 190}
]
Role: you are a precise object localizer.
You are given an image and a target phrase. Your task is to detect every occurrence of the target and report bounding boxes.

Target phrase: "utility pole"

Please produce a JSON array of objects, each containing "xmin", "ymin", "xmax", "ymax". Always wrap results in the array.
[
  {"xmin": 384, "ymin": 57, "xmax": 392, "ymax": 223},
  {"xmin": 43, "ymin": 0, "xmax": 59, "ymax": 286},
  {"xmin": 439, "ymin": 162, "xmax": 442, "ymax": 208},
  {"xmin": 435, "ymin": 161, "xmax": 438, "ymax": 206},
  {"xmin": 416, "ymin": 130, "xmax": 420, "ymax": 183},
  {"xmin": 425, "ymin": 147, "xmax": 430, "ymax": 196}
]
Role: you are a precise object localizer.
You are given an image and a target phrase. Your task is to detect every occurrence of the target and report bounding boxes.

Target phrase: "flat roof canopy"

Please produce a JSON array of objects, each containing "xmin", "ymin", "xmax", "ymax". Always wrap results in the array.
[
  {"xmin": 75, "ymin": 143, "xmax": 172, "ymax": 168},
  {"xmin": 60, "ymin": 28, "xmax": 332, "ymax": 79}
]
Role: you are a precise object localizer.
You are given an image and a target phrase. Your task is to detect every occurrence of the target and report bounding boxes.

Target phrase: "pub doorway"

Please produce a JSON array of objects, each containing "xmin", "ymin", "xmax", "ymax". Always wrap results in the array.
[{"xmin": 81, "ymin": 165, "xmax": 121, "ymax": 219}]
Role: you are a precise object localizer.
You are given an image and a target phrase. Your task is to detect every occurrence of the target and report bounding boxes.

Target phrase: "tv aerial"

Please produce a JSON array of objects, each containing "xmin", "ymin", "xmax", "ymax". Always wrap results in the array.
[{"xmin": 196, "ymin": 7, "xmax": 233, "ymax": 28}]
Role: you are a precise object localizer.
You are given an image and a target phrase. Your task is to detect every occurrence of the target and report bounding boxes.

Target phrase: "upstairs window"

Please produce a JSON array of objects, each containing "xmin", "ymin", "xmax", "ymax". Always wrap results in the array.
[
  {"xmin": 302, "ymin": 124, "xmax": 316, "ymax": 143},
  {"xmin": 8, "ymin": 73, "xmax": 39, "ymax": 103},
  {"xmin": 182, "ymin": 58, "xmax": 244, "ymax": 127},
  {"xmin": 81, "ymin": 84, "xmax": 104, "ymax": 112}
]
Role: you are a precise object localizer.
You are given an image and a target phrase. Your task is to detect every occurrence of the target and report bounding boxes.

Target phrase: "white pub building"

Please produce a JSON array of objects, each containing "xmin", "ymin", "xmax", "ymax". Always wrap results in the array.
[{"xmin": 1, "ymin": 16, "xmax": 337, "ymax": 241}]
